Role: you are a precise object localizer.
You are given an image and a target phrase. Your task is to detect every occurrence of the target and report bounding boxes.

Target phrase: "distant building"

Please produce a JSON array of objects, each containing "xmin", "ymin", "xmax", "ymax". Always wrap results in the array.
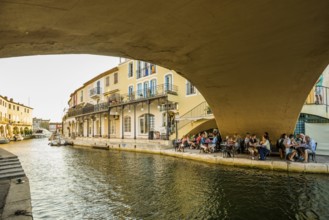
[
  {"xmin": 0, "ymin": 95, "xmax": 33, "ymax": 137},
  {"xmin": 49, "ymin": 122, "xmax": 62, "ymax": 133},
  {"xmin": 33, "ymin": 118, "xmax": 50, "ymax": 131}
]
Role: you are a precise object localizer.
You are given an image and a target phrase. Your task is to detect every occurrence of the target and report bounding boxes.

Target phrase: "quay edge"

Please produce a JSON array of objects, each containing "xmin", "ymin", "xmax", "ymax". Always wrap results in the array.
[
  {"xmin": 0, "ymin": 148, "xmax": 33, "ymax": 220},
  {"xmin": 71, "ymin": 137, "xmax": 329, "ymax": 175}
]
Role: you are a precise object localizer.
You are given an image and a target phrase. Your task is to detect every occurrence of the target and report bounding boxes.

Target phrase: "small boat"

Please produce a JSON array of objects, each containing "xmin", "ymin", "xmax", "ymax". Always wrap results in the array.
[
  {"xmin": 32, "ymin": 129, "xmax": 52, "ymax": 139},
  {"xmin": 49, "ymin": 138, "xmax": 66, "ymax": 146},
  {"xmin": 49, "ymin": 134, "xmax": 73, "ymax": 146},
  {"xmin": 0, "ymin": 137, "xmax": 10, "ymax": 144},
  {"xmin": 92, "ymin": 143, "xmax": 109, "ymax": 150}
]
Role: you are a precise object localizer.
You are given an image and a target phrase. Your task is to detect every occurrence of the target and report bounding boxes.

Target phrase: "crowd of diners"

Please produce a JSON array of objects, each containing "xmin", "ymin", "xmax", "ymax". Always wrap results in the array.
[{"xmin": 174, "ymin": 130, "xmax": 317, "ymax": 162}]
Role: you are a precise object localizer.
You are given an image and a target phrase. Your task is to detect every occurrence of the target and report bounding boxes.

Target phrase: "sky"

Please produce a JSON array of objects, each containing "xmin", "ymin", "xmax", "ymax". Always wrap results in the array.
[{"xmin": 0, "ymin": 55, "xmax": 120, "ymax": 122}]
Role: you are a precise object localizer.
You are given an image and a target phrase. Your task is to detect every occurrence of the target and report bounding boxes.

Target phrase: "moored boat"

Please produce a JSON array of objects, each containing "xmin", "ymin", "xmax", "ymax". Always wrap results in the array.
[
  {"xmin": 48, "ymin": 133, "xmax": 73, "ymax": 146},
  {"xmin": 32, "ymin": 129, "xmax": 52, "ymax": 139},
  {"xmin": 0, "ymin": 137, "xmax": 10, "ymax": 144}
]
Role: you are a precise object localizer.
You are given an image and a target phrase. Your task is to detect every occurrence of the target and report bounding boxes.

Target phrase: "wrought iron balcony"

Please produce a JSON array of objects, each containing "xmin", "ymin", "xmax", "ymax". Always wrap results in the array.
[
  {"xmin": 121, "ymin": 83, "xmax": 178, "ymax": 102},
  {"xmin": 89, "ymin": 87, "xmax": 102, "ymax": 98},
  {"xmin": 66, "ymin": 83, "xmax": 178, "ymax": 118},
  {"xmin": 159, "ymin": 103, "xmax": 178, "ymax": 112},
  {"xmin": 67, "ymin": 102, "xmax": 110, "ymax": 118}
]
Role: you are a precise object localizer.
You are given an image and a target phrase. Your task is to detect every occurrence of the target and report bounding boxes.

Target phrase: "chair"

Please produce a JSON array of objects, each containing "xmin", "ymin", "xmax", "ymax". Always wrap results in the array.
[
  {"xmin": 308, "ymin": 142, "xmax": 317, "ymax": 163},
  {"xmin": 222, "ymin": 145, "xmax": 235, "ymax": 158},
  {"xmin": 172, "ymin": 140, "xmax": 179, "ymax": 151}
]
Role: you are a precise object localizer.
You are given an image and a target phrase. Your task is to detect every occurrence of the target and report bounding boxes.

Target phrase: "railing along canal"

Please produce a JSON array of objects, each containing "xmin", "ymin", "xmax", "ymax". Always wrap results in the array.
[{"xmin": 177, "ymin": 101, "xmax": 213, "ymax": 129}]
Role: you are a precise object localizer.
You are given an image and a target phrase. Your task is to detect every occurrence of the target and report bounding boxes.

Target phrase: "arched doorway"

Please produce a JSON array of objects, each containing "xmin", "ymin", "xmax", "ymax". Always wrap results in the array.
[
  {"xmin": 13, "ymin": 126, "xmax": 19, "ymax": 135},
  {"xmin": 24, "ymin": 127, "xmax": 30, "ymax": 136}
]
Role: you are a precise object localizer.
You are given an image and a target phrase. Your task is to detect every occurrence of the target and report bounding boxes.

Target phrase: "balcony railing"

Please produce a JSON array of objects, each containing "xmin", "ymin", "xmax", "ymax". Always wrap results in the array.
[
  {"xmin": 136, "ymin": 64, "xmax": 156, "ymax": 79},
  {"xmin": 89, "ymin": 87, "xmax": 102, "ymax": 97},
  {"xmin": 305, "ymin": 85, "xmax": 329, "ymax": 112},
  {"xmin": 66, "ymin": 83, "xmax": 178, "ymax": 118},
  {"xmin": 67, "ymin": 102, "xmax": 110, "ymax": 118},
  {"xmin": 122, "ymin": 83, "xmax": 178, "ymax": 102},
  {"xmin": 159, "ymin": 103, "xmax": 178, "ymax": 112}
]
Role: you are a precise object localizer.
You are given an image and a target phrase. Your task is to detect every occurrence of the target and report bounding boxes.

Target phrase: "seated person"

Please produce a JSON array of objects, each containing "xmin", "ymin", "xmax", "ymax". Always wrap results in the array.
[
  {"xmin": 187, "ymin": 135, "xmax": 196, "ymax": 149},
  {"xmin": 284, "ymin": 134, "xmax": 297, "ymax": 161},
  {"xmin": 178, "ymin": 135, "xmax": 188, "ymax": 152},
  {"xmin": 200, "ymin": 133, "xmax": 209, "ymax": 153},
  {"xmin": 248, "ymin": 134, "xmax": 258, "ymax": 160},
  {"xmin": 242, "ymin": 133, "xmax": 251, "ymax": 154},
  {"xmin": 258, "ymin": 135, "xmax": 270, "ymax": 160},
  {"xmin": 209, "ymin": 132, "xmax": 219, "ymax": 153},
  {"xmin": 195, "ymin": 133, "xmax": 202, "ymax": 149},
  {"xmin": 303, "ymin": 135, "xmax": 317, "ymax": 162},
  {"xmin": 233, "ymin": 134, "xmax": 242, "ymax": 153},
  {"xmin": 276, "ymin": 133, "xmax": 287, "ymax": 159},
  {"xmin": 225, "ymin": 136, "xmax": 236, "ymax": 157}
]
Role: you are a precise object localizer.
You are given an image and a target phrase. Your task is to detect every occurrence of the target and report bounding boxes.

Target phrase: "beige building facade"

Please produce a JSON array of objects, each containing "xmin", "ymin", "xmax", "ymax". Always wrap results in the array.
[
  {"xmin": 0, "ymin": 96, "xmax": 33, "ymax": 137},
  {"xmin": 63, "ymin": 59, "xmax": 212, "ymax": 141}
]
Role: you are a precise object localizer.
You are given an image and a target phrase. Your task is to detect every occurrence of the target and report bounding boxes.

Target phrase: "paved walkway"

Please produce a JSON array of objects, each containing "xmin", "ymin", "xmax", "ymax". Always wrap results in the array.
[
  {"xmin": 0, "ymin": 148, "xmax": 32, "ymax": 220},
  {"xmin": 181, "ymin": 148, "xmax": 329, "ymax": 163}
]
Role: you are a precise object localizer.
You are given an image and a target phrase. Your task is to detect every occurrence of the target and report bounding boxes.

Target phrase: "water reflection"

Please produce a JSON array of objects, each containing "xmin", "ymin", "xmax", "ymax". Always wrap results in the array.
[{"xmin": 1, "ymin": 139, "xmax": 329, "ymax": 219}]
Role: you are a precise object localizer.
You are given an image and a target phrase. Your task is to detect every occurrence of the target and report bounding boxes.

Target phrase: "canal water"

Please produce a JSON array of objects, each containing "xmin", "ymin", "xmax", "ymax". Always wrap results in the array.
[{"xmin": 1, "ymin": 139, "xmax": 329, "ymax": 220}]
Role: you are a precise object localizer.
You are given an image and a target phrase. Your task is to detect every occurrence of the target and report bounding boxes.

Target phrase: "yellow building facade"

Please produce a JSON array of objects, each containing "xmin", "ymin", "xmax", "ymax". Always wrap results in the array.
[
  {"xmin": 0, "ymin": 96, "xmax": 33, "ymax": 138},
  {"xmin": 63, "ymin": 59, "xmax": 212, "ymax": 141}
]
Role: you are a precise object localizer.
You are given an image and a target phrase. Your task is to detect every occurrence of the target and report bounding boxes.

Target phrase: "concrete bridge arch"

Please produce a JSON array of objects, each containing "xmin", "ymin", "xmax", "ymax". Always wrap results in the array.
[{"xmin": 1, "ymin": 1, "xmax": 329, "ymax": 139}]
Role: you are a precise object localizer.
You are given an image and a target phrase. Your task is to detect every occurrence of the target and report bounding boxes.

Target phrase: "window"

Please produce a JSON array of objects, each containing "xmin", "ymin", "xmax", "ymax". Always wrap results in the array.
[
  {"xmin": 150, "ymin": 64, "xmax": 156, "ymax": 74},
  {"xmin": 136, "ymin": 61, "xmax": 142, "ymax": 79},
  {"xmin": 128, "ymin": 86, "xmax": 134, "ymax": 100},
  {"xmin": 143, "ymin": 62, "xmax": 149, "ymax": 77},
  {"xmin": 150, "ymin": 79, "xmax": 157, "ymax": 96},
  {"xmin": 164, "ymin": 74, "xmax": 173, "ymax": 91},
  {"xmin": 80, "ymin": 91, "xmax": 83, "ymax": 102},
  {"xmin": 106, "ymin": 76, "xmax": 110, "ymax": 86},
  {"xmin": 139, "ymin": 114, "xmax": 154, "ymax": 134},
  {"xmin": 137, "ymin": 83, "xmax": 143, "ymax": 98},
  {"xmin": 186, "ymin": 81, "xmax": 196, "ymax": 95},
  {"xmin": 96, "ymin": 81, "xmax": 101, "ymax": 94},
  {"xmin": 128, "ymin": 62, "xmax": 133, "ymax": 78},
  {"xmin": 9, "ymin": 104, "xmax": 11, "ymax": 109},
  {"xmin": 143, "ymin": 81, "xmax": 149, "ymax": 98},
  {"xmin": 110, "ymin": 119, "xmax": 116, "ymax": 134},
  {"xmin": 124, "ymin": 116, "xmax": 131, "ymax": 132},
  {"xmin": 17, "ymin": 106, "xmax": 19, "ymax": 111},
  {"xmin": 114, "ymin": 73, "xmax": 118, "ymax": 84},
  {"xmin": 13, "ymin": 105, "xmax": 15, "ymax": 110}
]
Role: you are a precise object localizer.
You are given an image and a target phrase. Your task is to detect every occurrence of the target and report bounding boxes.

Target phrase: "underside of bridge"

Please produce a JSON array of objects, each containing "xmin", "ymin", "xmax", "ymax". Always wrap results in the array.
[{"xmin": 1, "ymin": 0, "xmax": 329, "ymax": 139}]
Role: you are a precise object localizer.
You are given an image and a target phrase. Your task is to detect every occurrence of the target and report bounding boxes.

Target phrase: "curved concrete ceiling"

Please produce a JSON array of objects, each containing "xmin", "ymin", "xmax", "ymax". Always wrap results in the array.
[{"xmin": 1, "ymin": 0, "xmax": 329, "ymax": 139}]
